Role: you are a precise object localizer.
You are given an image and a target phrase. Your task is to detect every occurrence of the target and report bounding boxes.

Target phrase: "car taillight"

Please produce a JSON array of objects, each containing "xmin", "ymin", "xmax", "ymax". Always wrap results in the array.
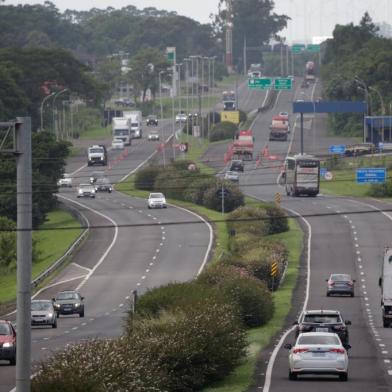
[
  {"xmin": 293, "ymin": 348, "xmax": 309, "ymax": 354},
  {"xmin": 329, "ymin": 348, "xmax": 345, "ymax": 354},
  {"xmin": 346, "ymin": 281, "xmax": 353, "ymax": 287},
  {"xmin": 299, "ymin": 325, "xmax": 312, "ymax": 331},
  {"xmin": 328, "ymin": 280, "xmax": 334, "ymax": 286},
  {"xmin": 333, "ymin": 325, "xmax": 346, "ymax": 331}
]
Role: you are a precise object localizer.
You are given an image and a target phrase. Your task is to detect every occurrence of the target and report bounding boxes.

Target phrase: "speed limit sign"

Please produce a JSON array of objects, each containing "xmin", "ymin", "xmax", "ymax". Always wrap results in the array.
[{"xmin": 179, "ymin": 143, "xmax": 188, "ymax": 152}]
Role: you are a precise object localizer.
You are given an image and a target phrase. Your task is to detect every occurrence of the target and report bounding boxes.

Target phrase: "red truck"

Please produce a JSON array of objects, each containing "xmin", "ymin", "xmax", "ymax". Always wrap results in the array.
[
  {"xmin": 232, "ymin": 130, "xmax": 254, "ymax": 161},
  {"xmin": 269, "ymin": 115, "xmax": 289, "ymax": 141},
  {"xmin": 305, "ymin": 61, "xmax": 316, "ymax": 82}
]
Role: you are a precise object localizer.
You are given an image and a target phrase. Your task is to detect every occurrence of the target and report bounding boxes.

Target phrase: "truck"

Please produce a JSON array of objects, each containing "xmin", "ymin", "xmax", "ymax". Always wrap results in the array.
[
  {"xmin": 379, "ymin": 248, "xmax": 392, "ymax": 327},
  {"xmin": 269, "ymin": 115, "xmax": 290, "ymax": 141},
  {"xmin": 305, "ymin": 61, "xmax": 316, "ymax": 82},
  {"xmin": 112, "ymin": 117, "xmax": 132, "ymax": 145},
  {"xmin": 87, "ymin": 145, "xmax": 108, "ymax": 166},
  {"xmin": 123, "ymin": 110, "xmax": 143, "ymax": 139},
  {"xmin": 222, "ymin": 91, "xmax": 236, "ymax": 111},
  {"xmin": 232, "ymin": 130, "xmax": 254, "ymax": 161}
]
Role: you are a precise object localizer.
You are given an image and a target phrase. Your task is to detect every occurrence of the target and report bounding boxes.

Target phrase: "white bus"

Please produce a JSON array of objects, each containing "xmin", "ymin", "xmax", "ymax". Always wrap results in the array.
[{"xmin": 284, "ymin": 154, "xmax": 320, "ymax": 197}]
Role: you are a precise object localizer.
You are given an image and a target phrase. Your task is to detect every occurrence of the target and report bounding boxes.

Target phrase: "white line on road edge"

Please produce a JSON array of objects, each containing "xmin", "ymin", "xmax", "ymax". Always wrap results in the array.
[
  {"xmin": 262, "ymin": 207, "xmax": 312, "ymax": 392},
  {"xmin": 72, "ymin": 262, "xmax": 92, "ymax": 273},
  {"xmin": 57, "ymin": 194, "xmax": 119, "ymax": 291}
]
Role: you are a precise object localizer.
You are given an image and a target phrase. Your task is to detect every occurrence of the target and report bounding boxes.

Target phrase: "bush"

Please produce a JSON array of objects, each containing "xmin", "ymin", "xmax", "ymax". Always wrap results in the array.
[
  {"xmin": 227, "ymin": 206, "xmax": 270, "ymax": 237},
  {"xmin": 368, "ymin": 178, "xmax": 392, "ymax": 197},
  {"xmin": 265, "ymin": 205, "xmax": 289, "ymax": 234},
  {"xmin": 239, "ymin": 110, "xmax": 247, "ymax": 124},
  {"xmin": 134, "ymin": 165, "xmax": 163, "ymax": 191},
  {"xmin": 209, "ymin": 121, "xmax": 237, "ymax": 142},
  {"xmin": 202, "ymin": 180, "xmax": 244, "ymax": 213},
  {"xmin": 129, "ymin": 303, "xmax": 246, "ymax": 391},
  {"xmin": 183, "ymin": 177, "xmax": 216, "ymax": 205},
  {"xmin": 227, "ymin": 232, "xmax": 258, "ymax": 254}
]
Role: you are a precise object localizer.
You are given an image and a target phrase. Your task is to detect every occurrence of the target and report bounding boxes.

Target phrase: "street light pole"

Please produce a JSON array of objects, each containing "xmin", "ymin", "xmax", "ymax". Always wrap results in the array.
[
  {"xmin": 52, "ymin": 89, "xmax": 68, "ymax": 140},
  {"xmin": 370, "ymin": 86, "xmax": 386, "ymax": 142},
  {"xmin": 40, "ymin": 92, "xmax": 55, "ymax": 132},
  {"xmin": 355, "ymin": 77, "xmax": 370, "ymax": 143},
  {"xmin": 159, "ymin": 71, "xmax": 164, "ymax": 120}
]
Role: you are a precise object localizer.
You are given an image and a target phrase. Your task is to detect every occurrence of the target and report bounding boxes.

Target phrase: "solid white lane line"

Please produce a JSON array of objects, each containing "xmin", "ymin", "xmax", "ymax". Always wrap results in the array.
[{"xmin": 72, "ymin": 262, "xmax": 92, "ymax": 273}]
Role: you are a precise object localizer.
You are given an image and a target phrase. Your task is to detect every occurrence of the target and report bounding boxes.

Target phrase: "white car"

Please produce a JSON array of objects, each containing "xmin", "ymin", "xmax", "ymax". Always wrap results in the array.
[
  {"xmin": 224, "ymin": 170, "xmax": 239, "ymax": 182},
  {"xmin": 112, "ymin": 138, "xmax": 125, "ymax": 149},
  {"xmin": 57, "ymin": 173, "xmax": 72, "ymax": 188},
  {"xmin": 31, "ymin": 300, "xmax": 57, "ymax": 328},
  {"xmin": 147, "ymin": 130, "xmax": 160, "ymax": 141},
  {"xmin": 148, "ymin": 192, "xmax": 167, "ymax": 209},
  {"xmin": 284, "ymin": 332, "xmax": 350, "ymax": 381},
  {"xmin": 175, "ymin": 113, "xmax": 187, "ymax": 123},
  {"xmin": 77, "ymin": 184, "xmax": 96, "ymax": 198}
]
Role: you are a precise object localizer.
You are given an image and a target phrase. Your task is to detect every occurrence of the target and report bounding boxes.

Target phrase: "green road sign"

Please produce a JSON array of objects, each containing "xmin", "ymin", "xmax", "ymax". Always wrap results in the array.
[
  {"xmin": 274, "ymin": 78, "xmax": 292, "ymax": 90},
  {"xmin": 248, "ymin": 78, "xmax": 272, "ymax": 90},
  {"xmin": 291, "ymin": 44, "xmax": 306, "ymax": 54},
  {"xmin": 307, "ymin": 44, "xmax": 320, "ymax": 52},
  {"xmin": 166, "ymin": 47, "xmax": 176, "ymax": 64}
]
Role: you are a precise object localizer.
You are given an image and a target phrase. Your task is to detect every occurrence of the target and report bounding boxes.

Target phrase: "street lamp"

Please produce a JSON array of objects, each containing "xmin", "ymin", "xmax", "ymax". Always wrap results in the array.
[
  {"xmin": 354, "ymin": 77, "xmax": 370, "ymax": 143},
  {"xmin": 40, "ymin": 92, "xmax": 55, "ymax": 132},
  {"xmin": 159, "ymin": 71, "xmax": 164, "ymax": 120},
  {"xmin": 52, "ymin": 89, "xmax": 68, "ymax": 140},
  {"xmin": 369, "ymin": 86, "xmax": 386, "ymax": 143}
]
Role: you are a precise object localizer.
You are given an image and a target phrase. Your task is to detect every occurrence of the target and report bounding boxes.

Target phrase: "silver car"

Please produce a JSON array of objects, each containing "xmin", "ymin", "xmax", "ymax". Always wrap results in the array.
[
  {"xmin": 57, "ymin": 173, "xmax": 72, "ymax": 188},
  {"xmin": 148, "ymin": 192, "xmax": 167, "ymax": 209},
  {"xmin": 285, "ymin": 332, "xmax": 350, "ymax": 381},
  {"xmin": 224, "ymin": 170, "xmax": 240, "ymax": 182},
  {"xmin": 77, "ymin": 184, "xmax": 96, "ymax": 198},
  {"xmin": 31, "ymin": 300, "xmax": 57, "ymax": 328}
]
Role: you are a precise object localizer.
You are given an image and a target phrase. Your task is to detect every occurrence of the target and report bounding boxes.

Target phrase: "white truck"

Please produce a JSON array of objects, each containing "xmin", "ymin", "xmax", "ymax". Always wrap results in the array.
[
  {"xmin": 379, "ymin": 248, "xmax": 392, "ymax": 327},
  {"xmin": 112, "ymin": 117, "xmax": 132, "ymax": 145},
  {"xmin": 123, "ymin": 111, "xmax": 143, "ymax": 139},
  {"xmin": 87, "ymin": 145, "xmax": 108, "ymax": 166}
]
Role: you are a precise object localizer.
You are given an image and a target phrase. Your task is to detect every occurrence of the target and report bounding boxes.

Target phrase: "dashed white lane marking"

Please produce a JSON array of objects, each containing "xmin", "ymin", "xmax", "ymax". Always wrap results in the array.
[
  {"xmin": 348, "ymin": 220, "xmax": 352, "ymax": 224},
  {"xmin": 364, "ymin": 291, "xmax": 367, "ymax": 295},
  {"xmin": 351, "ymin": 225, "xmax": 356, "ymax": 229},
  {"xmin": 43, "ymin": 337, "xmax": 49, "ymax": 340},
  {"xmin": 388, "ymin": 370, "xmax": 392, "ymax": 376},
  {"xmin": 380, "ymin": 343, "xmax": 386, "ymax": 347},
  {"xmin": 161, "ymin": 226, "xmax": 165, "ymax": 230},
  {"xmin": 65, "ymin": 331, "xmax": 70, "ymax": 334},
  {"xmin": 358, "ymin": 257, "xmax": 362, "ymax": 262},
  {"xmin": 153, "ymin": 217, "xmax": 157, "ymax": 220},
  {"xmin": 156, "ymin": 249, "xmax": 160, "ymax": 253},
  {"xmin": 81, "ymin": 322, "xmax": 87, "ymax": 326},
  {"xmin": 105, "ymin": 312, "xmax": 110, "ymax": 316},
  {"xmin": 353, "ymin": 231, "xmax": 357, "ymax": 235},
  {"xmin": 326, "ymin": 206, "xmax": 332, "ymax": 209},
  {"xmin": 119, "ymin": 303, "xmax": 124, "ymax": 308},
  {"xmin": 343, "ymin": 215, "xmax": 348, "ymax": 218},
  {"xmin": 354, "ymin": 237, "xmax": 358, "ymax": 241},
  {"xmin": 112, "ymin": 308, "xmax": 117, "ymax": 312},
  {"xmin": 362, "ymin": 284, "xmax": 366, "ymax": 288},
  {"xmin": 382, "ymin": 351, "xmax": 389, "ymax": 354},
  {"xmin": 125, "ymin": 296, "xmax": 130, "ymax": 300},
  {"xmin": 365, "ymin": 297, "xmax": 369, "ymax": 301},
  {"xmin": 146, "ymin": 269, "xmax": 150, "ymax": 273},
  {"xmin": 89, "ymin": 318, "xmax": 95, "ymax": 321},
  {"xmin": 41, "ymin": 347, "xmax": 47, "ymax": 351},
  {"xmin": 149, "ymin": 262, "xmax": 154, "ymax": 266},
  {"xmin": 359, "ymin": 265, "xmax": 363, "ymax": 269},
  {"xmin": 153, "ymin": 255, "xmax": 156, "ymax": 260},
  {"xmin": 136, "ymin": 282, "xmax": 141, "ymax": 286},
  {"xmin": 162, "ymin": 236, "xmax": 166, "ymax": 240},
  {"xmin": 355, "ymin": 244, "xmax": 359, "ymax": 248},
  {"xmin": 361, "ymin": 279, "xmax": 366, "ymax": 282},
  {"xmin": 356, "ymin": 250, "xmax": 361, "ymax": 255},
  {"xmin": 128, "ymin": 206, "xmax": 133, "ymax": 209},
  {"xmin": 141, "ymin": 276, "xmax": 146, "ymax": 280},
  {"xmin": 360, "ymin": 271, "xmax": 365, "ymax": 275},
  {"xmin": 336, "ymin": 210, "xmax": 341, "ymax": 214},
  {"xmin": 147, "ymin": 214, "xmax": 152, "ymax": 217},
  {"xmin": 160, "ymin": 242, "xmax": 163, "ymax": 246},
  {"xmin": 385, "ymin": 359, "xmax": 391, "ymax": 363},
  {"xmin": 138, "ymin": 210, "xmax": 143, "ymax": 213},
  {"xmin": 72, "ymin": 327, "xmax": 78, "ymax": 330}
]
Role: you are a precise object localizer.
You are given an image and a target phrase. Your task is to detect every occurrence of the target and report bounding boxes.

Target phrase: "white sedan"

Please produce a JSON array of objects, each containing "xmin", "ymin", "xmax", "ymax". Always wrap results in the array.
[
  {"xmin": 147, "ymin": 192, "xmax": 167, "ymax": 209},
  {"xmin": 112, "ymin": 138, "xmax": 125, "ymax": 149},
  {"xmin": 57, "ymin": 173, "xmax": 72, "ymax": 188},
  {"xmin": 284, "ymin": 332, "xmax": 350, "ymax": 381}
]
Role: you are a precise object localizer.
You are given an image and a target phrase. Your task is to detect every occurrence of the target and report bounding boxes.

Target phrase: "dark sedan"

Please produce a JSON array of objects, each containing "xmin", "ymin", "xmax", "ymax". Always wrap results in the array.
[
  {"xmin": 52, "ymin": 290, "xmax": 85, "ymax": 318},
  {"xmin": 94, "ymin": 177, "xmax": 113, "ymax": 193},
  {"xmin": 326, "ymin": 273, "xmax": 355, "ymax": 297}
]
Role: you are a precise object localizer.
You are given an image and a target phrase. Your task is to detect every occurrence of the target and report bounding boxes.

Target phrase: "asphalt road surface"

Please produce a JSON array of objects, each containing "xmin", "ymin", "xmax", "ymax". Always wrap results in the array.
[{"xmin": 0, "ymin": 120, "xmax": 212, "ymax": 391}]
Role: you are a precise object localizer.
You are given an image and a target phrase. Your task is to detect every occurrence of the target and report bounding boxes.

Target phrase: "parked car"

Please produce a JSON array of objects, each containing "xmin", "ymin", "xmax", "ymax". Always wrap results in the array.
[
  {"xmin": 31, "ymin": 300, "xmax": 57, "ymax": 328},
  {"xmin": 294, "ymin": 310, "xmax": 351, "ymax": 345},
  {"xmin": 148, "ymin": 129, "xmax": 160, "ymax": 141},
  {"xmin": 77, "ymin": 184, "xmax": 96, "ymax": 198},
  {"xmin": 146, "ymin": 115, "xmax": 158, "ymax": 126},
  {"xmin": 57, "ymin": 173, "xmax": 72, "ymax": 188},
  {"xmin": 0, "ymin": 320, "xmax": 16, "ymax": 365},
  {"xmin": 52, "ymin": 290, "xmax": 85, "ymax": 318},
  {"xmin": 112, "ymin": 137, "xmax": 125, "ymax": 150},
  {"xmin": 89, "ymin": 171, "xmax": 105, "ymax": 184},
  {"xmin": 148, "ymin": 192, "xmax": 167, "ymax": 209},
  {"xmin": 114, "ymin": 98, "xmax": 134, "ymax": 107},
  {"xmin": 284, "ymin": 332, "xmax": 350, "ymax": 381},
  {"xmin": 326, "ymin": 274, "xmax": 355, "ymax": 297},
  {"xmin": 176, "ymin": 113, "xmax": 188, "ymax": 123},
  {"xmin": 224, "ymin": 170, "xmax": 240, "ymax": 182},
  {"xmin": 94, "ymin": 177, "xmax": 113, "ymax": 193}
]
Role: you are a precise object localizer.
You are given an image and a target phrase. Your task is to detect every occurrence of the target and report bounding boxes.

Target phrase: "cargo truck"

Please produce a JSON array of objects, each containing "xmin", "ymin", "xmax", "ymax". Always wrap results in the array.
[
  {"xmin": 112, "ymin": 117, "xmax": 132, "ymax": 145},
  {"xmin": 379, "ymin": 248, "xmax": 392, "ymax": 327},
  {"xmin": 123, "ymin": 110, "xmax": 143, "ymax": 139},
  {"xmin": 269, "ymin": 115, "xmax": 289, "ymax": 141},
  {"xmin": 232, "ymin": 130, "xmax": 254, "ymax": 161}
]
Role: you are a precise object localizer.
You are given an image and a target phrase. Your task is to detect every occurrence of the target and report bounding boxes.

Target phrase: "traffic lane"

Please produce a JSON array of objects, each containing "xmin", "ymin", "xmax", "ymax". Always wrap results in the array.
[{"xmin": 266, "ymin": 199, "xmax": 387, "ymax": 391}]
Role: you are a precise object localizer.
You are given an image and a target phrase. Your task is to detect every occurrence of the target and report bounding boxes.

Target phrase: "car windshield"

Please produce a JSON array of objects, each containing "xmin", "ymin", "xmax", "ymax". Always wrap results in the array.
[
  {"xmin": 297, "ymin": 335, "xmax": 341, "ymax": 345},
  {"xmin": 150, "ymin": 193, "xmax": 163, "ymax": 199},
  {"xmin": 89, "ymin": 148, "xmax": 103, "ymax": 154},
  {"xmin": 303, "ymin": 314, "xmax": 341, "ymax": 323},
  {"xmin": 31, "ymin": 302, "xmax": 52, "ymax": 311},
  {"xmin": 80, "ymin": 184, "xmax": 93, "ymax": 189},
  {"xmin": 97, "ymin": 178, "xmax": 110, "ymax": 185},
  {"xmin": 330, "ymin": 274, "xmax": 351, "ymax": 281},
  {"xmin": 0, "ymin": 323, "xmax": 11, "ymax": 335},
  {"xmin": 56, "ymin": 292, "xmax": 79, "ymax": 300}
]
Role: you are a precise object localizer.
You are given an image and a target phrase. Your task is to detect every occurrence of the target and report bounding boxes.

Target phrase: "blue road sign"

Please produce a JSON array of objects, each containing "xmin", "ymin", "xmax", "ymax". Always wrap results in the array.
[
  {"xmin": 356, "ymin": 168, "xmax": 386, "ymax": 184},
  {"xmin": 320, "ymin": 168, "xmax": 327, "ymax": 178},
  {"xmin": 328, "ymin": 144, "xmax": 346, "ymax": 154}
]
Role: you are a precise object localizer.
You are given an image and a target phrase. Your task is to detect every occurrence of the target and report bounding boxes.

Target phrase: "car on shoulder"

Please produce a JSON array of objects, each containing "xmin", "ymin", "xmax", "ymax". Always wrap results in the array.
[
  {"xmin": 114, "ymin": 97, "xmax": 135, "ymax": 107},
  {"xmin": 94, "ymin": 177, "xmax": 113, "ymax": 193},
  {"xmin": 230, "ymin": 159, "xmax": 244, "ymax": 172},
  {"xmin": 147, "ymin": 129, "xmax": 160, "ymax": 141},
  {"xmin": 0, "ymin": 320, "xmax": 16, "ymax": 366},
  {"xmin": 31, "ymin": 300, "xmax": 57, "ymax": 328},
  {"xmin": 77, "ymin": 183, "xmax": 96, "ymax": 198},
  {"xmin": 294, "ymin": 310, "xmax": 351, "ymax": 345},
  {"xmin": 224, "ymin": 170, "xmax": 240, "ymax": 182},
  {"xmin": 284, "ymin": 332, "xmax": 350, "ymax": 381},
  {"xmin": 52, "ymin": 290, "xmax": 85, "ymax": 318},
  {"xmin": 112, "ymin": 137, "xmax": 125, "ymax": 149},
  {"xmin": 344, "ymin": 143, "xmax": 375, "ymax": 157},
  {"xmin": 175, "ymin": 113, "xmax": 188, "ymax": 124},
  {"xmin": 90, "ymin": 171, "xmax": 105, "ymax": 184},
  {"xmin": 326, "ymin": 274, "xmax": 355, "ymax": 297},
  {"xmin": 146, "ymin": 115, "xmax": 158, "ymax": 126},
  {"xmin": 148, "ymin": 192, "xmax": 167, "ymax": 209},
  {"xmin": 57, "ymin": 173, "xmax": 72, "ymax": 188}
]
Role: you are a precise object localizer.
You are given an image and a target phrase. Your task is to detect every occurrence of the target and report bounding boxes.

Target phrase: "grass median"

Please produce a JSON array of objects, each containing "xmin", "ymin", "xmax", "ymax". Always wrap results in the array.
[{"xmin": 0, "ymin": 209, "xmax": 83, "ymax": 306}]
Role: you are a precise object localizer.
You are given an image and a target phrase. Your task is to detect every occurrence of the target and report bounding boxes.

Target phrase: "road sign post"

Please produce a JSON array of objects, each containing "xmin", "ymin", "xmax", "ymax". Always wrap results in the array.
[
  {"xmin": 274, "ymin": 192, "xmax": 281, "ymax": 206},
  {"xmin": 274, "ymin": 78, "xmax": 292, "ymax": 90},
  {"xmin": 271, "ymin": 261, "xmax": 278, "ymax": 291},
  {"xmin": 356, "ymin": 168, "xmax": 386, "ymax": 184},
  {"xmin": 328, "ymin": 144, "xmax": 346, "ymax": 154},
  {"xmin": 248, "ymin": 78, "xmax": 272, "ymax": 90}
]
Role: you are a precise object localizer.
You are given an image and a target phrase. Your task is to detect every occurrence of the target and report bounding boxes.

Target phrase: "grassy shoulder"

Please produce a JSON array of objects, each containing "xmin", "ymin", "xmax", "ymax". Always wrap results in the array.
[
  {"xmin": 79, "ymin": 126, "xmax": 111, "ymax": 140},
  {"xmin": 0, "ymin": 209, "xmax": 83, "ymax": 304}
]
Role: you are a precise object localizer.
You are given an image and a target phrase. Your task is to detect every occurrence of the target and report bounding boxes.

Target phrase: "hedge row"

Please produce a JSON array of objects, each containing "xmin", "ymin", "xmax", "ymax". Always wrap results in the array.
[{"xmin": 135, "ymin": 161, "xmax": 245, "ymax": 213}]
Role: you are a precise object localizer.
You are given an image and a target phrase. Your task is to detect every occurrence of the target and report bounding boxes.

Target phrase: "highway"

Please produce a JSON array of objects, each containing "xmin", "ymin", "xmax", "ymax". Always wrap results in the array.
[
  {"xmin": 0, "ymin": 120, "xmax": 212, "ymax": 391},
  {"xmin": 233, "ymin": 79, "xmax": 392, "ymax": 391}
]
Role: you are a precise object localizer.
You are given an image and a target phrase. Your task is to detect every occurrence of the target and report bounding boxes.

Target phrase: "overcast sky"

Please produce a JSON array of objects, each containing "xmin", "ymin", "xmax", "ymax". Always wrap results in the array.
[{"xmin": 4, "ymin": 0, "xmax": 391, "ymax": 42}]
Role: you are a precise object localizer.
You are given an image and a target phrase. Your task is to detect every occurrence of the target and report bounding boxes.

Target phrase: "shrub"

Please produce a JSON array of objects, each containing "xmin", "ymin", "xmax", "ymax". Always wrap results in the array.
[
  {"xmin": 183, "ymin": 177, "xmax": 216, "ymax": 205},
  {"xmin": 238, "ymin": 110, "xmax": 247, "ymax": 124},
  {"xmin": 265, "ymin": 205, "xmax": 289, "ymax": 234},
  {"xmin": 134, "ymin": 165, "xmax": 163, "ymax": 191},
  {"xmin": 202, "ymin": 180, "xmax": 244, "ymax": 213},
  {"xmin": 368, "ymin": 179, "xmax": 392, "ymax": 197},
  {"xmin": 227, "ymin": 206, "xmax": 270, "ymax": 237},
  {"xmin": 129, "ymin": 303, "xmax": 246, "ymax": 391},
  {"xmin": 209, "ymin": 121, "xmax": 237, "ymax": 142},
  {"xmin": 227, "ymin": 232, "xmax": 258, "ymax": 254}
]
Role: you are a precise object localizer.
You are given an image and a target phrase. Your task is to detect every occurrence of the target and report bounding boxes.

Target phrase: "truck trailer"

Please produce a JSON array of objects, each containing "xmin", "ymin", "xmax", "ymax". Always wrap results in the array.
[{"xmin": 379, "ymin": 248, "xmax": 392, "ymax": 327}]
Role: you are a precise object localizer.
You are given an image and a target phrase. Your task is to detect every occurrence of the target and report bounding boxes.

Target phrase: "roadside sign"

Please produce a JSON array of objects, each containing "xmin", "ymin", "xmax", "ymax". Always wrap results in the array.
[
  {"xmin": 274, "ymin": 78, "xmax": 292, "ymax": 90},
  {"xmin": 221, "ymin": 111, "xmax": 240, "ymax": 124},
  {"xmin": 328, "ymin": 144, "xmax": 346, "ymax": 154},
  {"xmin": 216, "ymin": 188, "xmax": 230, "ymax": 199},
  {"xmin": 248, "ymin": 78, "xmax": 272, "ymax": 90},
  {"xmin": 271, "ymin": 262, "xmax": 278, "ymax": 277},
  {"xmin": 292, "ymin": 44, "xmax": 306, "ymax": 54},
  {"xmin": 324, "ymin": 171, "xmax": 333, "ymax": 181},
  {"xmin": 166, "ymin": 47, "xmax": 176, "ymax": 64},
  {"xmin": 307, "ymin": 44, "xmax": 320, "ymax": 52},
  {"xmin": 320, "ymin": 168, "xmax": 327, "ymax": 178},
  {"xmin": 274, "ymin": 192, "xmax": 281, "ymax": 206},
  {"xmin": 356, "ymin": 168, "xmax": 386, "ymax": 184},
  {"xmin": 179, "ymin": 143, "xmax": 188, "ymax": 152}
]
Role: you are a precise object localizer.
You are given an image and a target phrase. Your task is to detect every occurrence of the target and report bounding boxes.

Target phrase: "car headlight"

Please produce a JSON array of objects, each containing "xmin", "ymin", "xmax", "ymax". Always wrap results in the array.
[
  {"xmin": 3, "ymin": 342, "xmax": 14, "ymax": 348},
  {"xmin": 48, "ymin": 313, "xmax": 53, "ymax": 318},
  {"xmin": 74, "ymin": 303, "xmax": 80, "ymax": 307},
  {"xmin": 54, "ymin": 303, "xmax": 60, "ymax": 308},
  {"xmin": 78, "ymin": 189, "xmax": 83, "ymax": 194}
]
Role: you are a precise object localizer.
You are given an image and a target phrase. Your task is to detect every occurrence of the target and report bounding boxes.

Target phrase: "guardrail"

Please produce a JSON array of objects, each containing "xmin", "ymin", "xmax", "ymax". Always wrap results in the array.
[{"xmin": 31, "ymin": 201, "xmax": 89, "ymax": 288}]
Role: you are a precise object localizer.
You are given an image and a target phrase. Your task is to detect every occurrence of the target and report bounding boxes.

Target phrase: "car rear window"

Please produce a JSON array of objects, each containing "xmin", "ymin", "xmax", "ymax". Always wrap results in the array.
[
  {"xmin": 297, "ymin": 335, "xmax": 340, "ymax": 345},
  {"xmin": 0, "ymin": 323, "xmax": 11, "ymax": 335},
  {"xmin": 303, "ymin": 314, "xmax": 341, "ymax": 323},
  {"xmin": 330, "ymin": 274, "xmax": 351, "ymax": 281}
]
